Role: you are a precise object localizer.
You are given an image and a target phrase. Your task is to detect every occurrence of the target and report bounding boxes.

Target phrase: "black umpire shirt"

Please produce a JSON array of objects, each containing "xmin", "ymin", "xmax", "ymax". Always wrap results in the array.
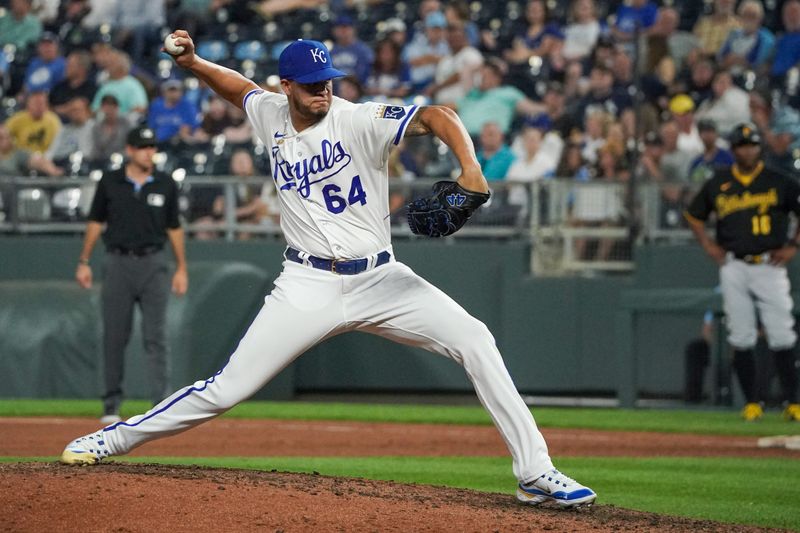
[
  {"xmin": 88, "ymin": 167, "xmax": 180, "ymax": 250},
  {"xmin": 686, "ymin": 162, "xmax": 800, "ymax": 256}
]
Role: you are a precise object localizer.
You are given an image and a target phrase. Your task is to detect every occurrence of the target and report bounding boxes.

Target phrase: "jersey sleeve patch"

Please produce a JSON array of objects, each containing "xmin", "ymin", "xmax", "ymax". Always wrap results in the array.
[{"xmin": 376, "ymin": 105, "xmax": 407, "ymax": 120}]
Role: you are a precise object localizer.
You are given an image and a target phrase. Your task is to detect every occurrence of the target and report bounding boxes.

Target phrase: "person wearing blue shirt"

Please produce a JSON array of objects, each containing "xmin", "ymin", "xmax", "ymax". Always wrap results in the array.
[
  {"xmin": 613, "ymin": 0, "xmax": 658, "ymax": 42},
  {"xmin": 147, "ymin": 80, "xmax": 200, "ymax": 144},
  {"xmin": 24, "ymin": 32, "xmax": 66, "ymax": 93},
  {"xmin": 688, "ymin": 119, "xmax": 734, "ymax": 183},
  {"xmin": 717, "ymin": 0, "xmax": 775, "ymax": 72},
  {"xmin": 771, "ymin": 0, "xmax": 800, "ymax": 78},
  {"xmin": 329, "ymin": 15, "xmax": 375, "ymax": 85},
  {"xmin": 476, "ymin": 122, "xmax": 516, "ymax": 180}
]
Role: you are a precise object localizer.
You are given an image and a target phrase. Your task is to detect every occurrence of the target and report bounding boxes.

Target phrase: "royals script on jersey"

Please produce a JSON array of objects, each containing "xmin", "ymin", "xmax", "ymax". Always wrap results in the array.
[{"xmin": 244, "ymin": 89, "xmax": 418, "ymax": 259}]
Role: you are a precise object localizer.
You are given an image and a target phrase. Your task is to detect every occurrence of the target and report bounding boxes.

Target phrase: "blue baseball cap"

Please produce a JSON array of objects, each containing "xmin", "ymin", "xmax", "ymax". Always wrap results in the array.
[{"xmin": 278, "ymin": 40, "xmax": 347, "ymax": 83}]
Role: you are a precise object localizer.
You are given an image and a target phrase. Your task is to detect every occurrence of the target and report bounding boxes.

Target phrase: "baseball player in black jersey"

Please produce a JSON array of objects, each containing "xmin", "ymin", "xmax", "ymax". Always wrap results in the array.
[{"xmin": 686, "ymin": 123, "xmax": 800, "ymax": 422}]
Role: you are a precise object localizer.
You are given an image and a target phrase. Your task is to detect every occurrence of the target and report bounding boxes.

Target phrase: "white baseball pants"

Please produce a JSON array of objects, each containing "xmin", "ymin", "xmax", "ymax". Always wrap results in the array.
[
  {"xmin": 720, "ymin": 258, "xmax": 797, "ymax": 350},
  {"xmin": 102, "ymin": 256, "xmax": 554, "ymax": 483}
]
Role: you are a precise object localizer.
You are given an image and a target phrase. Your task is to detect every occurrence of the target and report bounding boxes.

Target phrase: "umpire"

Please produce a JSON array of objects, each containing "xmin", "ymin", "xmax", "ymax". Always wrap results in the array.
[
  {"xmin": 75, "ymin": 126, "xmax": 188, "ymax": 424},
  {"xmin": 685, "ymin": 123, "xmax": 800, "ymax": 422}
]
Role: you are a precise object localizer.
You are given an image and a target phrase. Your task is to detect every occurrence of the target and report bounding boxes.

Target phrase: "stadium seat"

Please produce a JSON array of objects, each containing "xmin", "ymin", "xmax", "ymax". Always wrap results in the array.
[
  {"xmin": 16, "ymin": 189, "xmax": 51, "ymax": 222},
  {"xmin": 195, "ymin": 40, "xmax": 230, "ymax": 63},
  {"xmin": 233, "ymin": 40, "xmax": 269, "ymax": 62}
]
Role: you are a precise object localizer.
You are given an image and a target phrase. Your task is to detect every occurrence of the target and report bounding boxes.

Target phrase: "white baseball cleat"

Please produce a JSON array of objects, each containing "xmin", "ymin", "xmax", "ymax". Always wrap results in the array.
[
  {"xmin": 516, "ymin": 469, "xmax": 597, "ymax": 508},
  {"xmin": 60, "ymin": 431, "xmax": 112, "ymax": 465}
]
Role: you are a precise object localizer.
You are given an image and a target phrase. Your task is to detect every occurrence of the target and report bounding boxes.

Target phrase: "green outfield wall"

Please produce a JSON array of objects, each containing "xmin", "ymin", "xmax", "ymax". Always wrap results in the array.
[{"xmin": 2, "ymin": 236, "xmax": 787, "ymax": 403}]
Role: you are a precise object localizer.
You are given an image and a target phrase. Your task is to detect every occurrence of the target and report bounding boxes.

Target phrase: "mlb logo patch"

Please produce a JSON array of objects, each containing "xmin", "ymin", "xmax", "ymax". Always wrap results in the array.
[
  {"xmin": 147, "ymin": 193, "xmax": 165, "ymax": 207},
  {"xmin": 380, "ymin": 106, "xmax": 406, "ymax": 120}
]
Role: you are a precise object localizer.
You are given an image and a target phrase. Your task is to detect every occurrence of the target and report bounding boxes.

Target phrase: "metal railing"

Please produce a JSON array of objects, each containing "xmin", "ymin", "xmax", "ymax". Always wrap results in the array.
[{"xmin": 0, "ymin": 176, "xmax": 703, "ymax": 274}]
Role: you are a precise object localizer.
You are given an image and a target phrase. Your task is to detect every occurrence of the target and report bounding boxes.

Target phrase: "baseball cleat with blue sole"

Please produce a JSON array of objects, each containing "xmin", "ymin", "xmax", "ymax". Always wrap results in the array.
[
  {"xmin": 60, "ymin": 431, "xmax": 112, "ymax": 465},
  {"xmin": 516, "ymin": 468, "xmax": 597, "ymax": 508}
]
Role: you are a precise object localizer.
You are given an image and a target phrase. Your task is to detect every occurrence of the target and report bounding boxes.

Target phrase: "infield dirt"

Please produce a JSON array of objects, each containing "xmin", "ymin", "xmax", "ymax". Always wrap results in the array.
[{"xmin": 0, "ymin": 417, "xmax": 795, "ymax": 532}]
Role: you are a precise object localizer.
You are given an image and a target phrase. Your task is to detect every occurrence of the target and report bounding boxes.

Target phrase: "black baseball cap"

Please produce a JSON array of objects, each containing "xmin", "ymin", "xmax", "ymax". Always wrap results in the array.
[
  {"xmin": 126, "ymin": 126, "xmax": 156, "ymax": 148},
  {"xmin": 729, "ymin": 123, "xmax": 762, "ymax": 147}
]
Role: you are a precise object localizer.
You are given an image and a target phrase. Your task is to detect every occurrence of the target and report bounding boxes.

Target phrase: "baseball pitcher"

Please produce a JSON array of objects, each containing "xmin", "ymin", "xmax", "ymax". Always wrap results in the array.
[{"xmin": 60, "ymin": 32, "xmax": 596, "ymax": 507}]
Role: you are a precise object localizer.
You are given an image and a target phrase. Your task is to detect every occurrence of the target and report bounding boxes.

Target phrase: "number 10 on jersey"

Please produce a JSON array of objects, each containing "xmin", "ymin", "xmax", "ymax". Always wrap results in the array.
[{"xmin": 322, "ymin": 175, "xmax": 367, "ymax": 214}]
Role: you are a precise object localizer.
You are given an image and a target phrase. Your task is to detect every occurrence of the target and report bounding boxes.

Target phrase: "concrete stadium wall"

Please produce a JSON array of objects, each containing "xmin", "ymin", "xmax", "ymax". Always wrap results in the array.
[{"xmin": 0, "ymin": 236, "xmax": 757, "ymax": 402}]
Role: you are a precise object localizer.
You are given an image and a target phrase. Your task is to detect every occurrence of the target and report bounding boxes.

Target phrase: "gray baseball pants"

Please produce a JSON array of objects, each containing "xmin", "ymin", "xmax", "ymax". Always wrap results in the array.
[{"xmin": 101, "ymin": 250, "xmax": 171, "ymax": 413}]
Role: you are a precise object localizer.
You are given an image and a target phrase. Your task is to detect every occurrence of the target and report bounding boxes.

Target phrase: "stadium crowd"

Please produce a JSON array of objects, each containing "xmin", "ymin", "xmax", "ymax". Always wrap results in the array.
[{"xmin": 1, "ymin": 0, "xmax": 799, "ymax": 242}]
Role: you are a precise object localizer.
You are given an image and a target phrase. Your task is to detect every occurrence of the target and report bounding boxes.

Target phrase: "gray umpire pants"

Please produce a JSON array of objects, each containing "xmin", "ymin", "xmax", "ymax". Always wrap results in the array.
[{"xmin": 101, "ymin": 249, "xmax": 171, "ymax": 413}]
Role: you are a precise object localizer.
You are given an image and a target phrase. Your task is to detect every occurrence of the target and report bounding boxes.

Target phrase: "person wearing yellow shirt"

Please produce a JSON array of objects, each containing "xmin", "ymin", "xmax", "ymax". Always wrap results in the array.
[{"xmin": 5, "ymin": 91, "xmax": 61, "ymax": 153}]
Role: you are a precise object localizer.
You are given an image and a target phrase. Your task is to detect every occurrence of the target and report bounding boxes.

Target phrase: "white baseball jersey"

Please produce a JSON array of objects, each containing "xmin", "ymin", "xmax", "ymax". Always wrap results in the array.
[
  {"xmin": 91, "ymin": 82, "xmax": 563, "ymax": 492},
  {"xmin": 244, "ymin": 89, "xmax": 418, "ymax": 259}
]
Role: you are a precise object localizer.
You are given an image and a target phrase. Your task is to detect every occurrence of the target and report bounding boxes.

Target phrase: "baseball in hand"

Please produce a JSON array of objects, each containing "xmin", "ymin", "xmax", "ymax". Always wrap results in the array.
[{"xmin": 164, "ymin": 34, "xmax": 185, "ymax": 55}]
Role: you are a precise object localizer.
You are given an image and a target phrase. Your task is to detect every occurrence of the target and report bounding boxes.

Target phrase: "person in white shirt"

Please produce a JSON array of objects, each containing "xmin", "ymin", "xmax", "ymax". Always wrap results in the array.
[
  {"xmin": 429, "ymin": 21, "xmax": 483, "ymax": 104},
  {"xmin": 694, "ymin": 69, "xmax": 751, "ymax": 137},
  {"xmin": 562, "ymin": 0, "xmax": 603, "ymax": 61},
  {"xmin": 59, "ymin": 32, "xmax": 597, "ymax": 509}
]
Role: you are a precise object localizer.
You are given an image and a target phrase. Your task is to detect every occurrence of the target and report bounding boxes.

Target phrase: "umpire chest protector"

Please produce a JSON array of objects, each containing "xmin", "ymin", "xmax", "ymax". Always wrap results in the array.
[{"xmin": 687, "ymin": 162, "xmax": 800, "ymax": 256}]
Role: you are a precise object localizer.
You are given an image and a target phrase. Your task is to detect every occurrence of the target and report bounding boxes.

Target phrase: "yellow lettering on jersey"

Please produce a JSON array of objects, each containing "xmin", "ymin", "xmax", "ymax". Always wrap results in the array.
[{"xmin": 715, "ymin": 188, "xmax": 778, "ymax": 218}]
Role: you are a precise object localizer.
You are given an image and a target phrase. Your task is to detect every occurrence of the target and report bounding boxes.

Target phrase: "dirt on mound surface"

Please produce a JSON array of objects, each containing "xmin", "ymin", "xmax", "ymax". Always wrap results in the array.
[
  {"xmin": 0, "ymin": 462, "xmax": 785, "ymax": 533},
  {"xmin": 1, "ymin": 417, "xmax": 797, "ymax": 458}
]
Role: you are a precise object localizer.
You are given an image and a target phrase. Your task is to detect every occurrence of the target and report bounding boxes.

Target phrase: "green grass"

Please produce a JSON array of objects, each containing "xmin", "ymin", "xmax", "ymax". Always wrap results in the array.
[
  {"xmin": 1, "ymin": 398, "xmax": 798, "ymax": 437},
  {"xmin": 5, "ymin": 455, "xmax": 799, "ymax": 531}
]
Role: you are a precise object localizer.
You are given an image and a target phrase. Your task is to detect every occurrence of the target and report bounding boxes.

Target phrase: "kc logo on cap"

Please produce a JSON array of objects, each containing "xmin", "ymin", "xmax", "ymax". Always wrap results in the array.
[
  {"xmin": 309, "ymin": 48, "xmax": 327, "ymax": 63},
  {"xmin": 278, "ymin": 40, "xmax": 347, "ymax": 84}
]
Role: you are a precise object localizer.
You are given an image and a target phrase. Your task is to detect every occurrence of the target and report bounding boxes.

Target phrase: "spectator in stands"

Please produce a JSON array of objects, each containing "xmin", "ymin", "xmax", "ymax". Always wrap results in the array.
[
  {"xmin": 562, "ymin": 0, "xmax": 603, "ymax": 63},
  {"xmin": 444, "ymin": 0, "xmax": 479, "ymax": 47},
  {"xmin": 771, "ymin": 0, "xmax": 800, "ymax": 81},
  {"xmin": 636, "ymin": 130, "xmax": 665, "ymax": 181},
  {"xmin": 335, "ymin": 75, "xmax": 365, "ymax": 103},
  {"xmin": 505, "ymin": 0, "xmax": 564, "ymax": 69},
  {"xmin": 88, "ymin": 94, "xmax": 131, "ymax": 163},
  {"xmin": 194, "ymin": 94, "xmax": 234, "ymax": 140},
  {"xmin": 659, "ymin": 120, "xmax": 697, "ymax": 182},
  {"xmin": 45, "ymin": 97, "xmax": 94, "ymax": 162},
  {"xmin": 403, "ymin": 11, "xmax": 450, "ymax": 93},
  {"xmin": 643, "ymin": 7, "xmax": 698, "ymax": 72},
  {"xmin": 24, "ymin": 32, "xmax": 66, "ymax": 94},
  {"xmin": 454, "ymin": 58, "xmax": 542, "ymax": 137},
  {"xmin": 0, "ymin": 0, "xmax": 42, "ymax": 50},
  {"xmin": 580, "ymin": 110, "xmax": 611, "ymax": 164},
  {"xmin": 364, "ymin": 39, "xmax": 411, "ymax": 101},
  {"xmin": 109, "ymin": 0, "xmax": 166, "ymax": 64},
  {"xmin": 147, "ymin": 80, "xmax": 201, "ymax": 144},
  {"xmin": 749, "ymin": 90, "xmax": 800, "ymax": 174},
  {"xmin": 687, "ymin": 119, "xmax": 734, "ymax": 184},
  {"xmin": 695, "ymin": 70, "xmax": 750, "ymax": 137},
  {"xmin": 0, "ymin": 123, "xmax": 62, "ymax": 176},
  {"xmin": 91, "ymin": 51, "xmax": 149, "ymax": 116},
  {"xmin": 669, "ymin": 94, "xmax": 704, "ymax": 156},
  {"xmin": 681, "ymin": 57, "xmax": 715, "ymax": 107},
  {"xmin": 51, "ymin": 0, "xmax": 96, "ymax": 53},
  {"xmin": 693, "ymin": 0, "xmax": 741, "ymax": 56},
  {"xmin": 717, "ymin": 0, "xmax": 775, "ymax": 75},
  {"xmin": 507, "ymin": 126, "xmax": 557, "ymax": 182},
  {"xmin": 612, "ymin": 0, "xmax": 658, "ymax": 44},
  {"xmin": 193, "ymin": 149, "xmax": 275, "ymax": 240},
  {"xmin": 528, "ymin": 82, "xmax": 578, "ymax": 140},
  {"xmin": 476, "ymin": 122, "xmax": 515, "ymax": 180},
  {"xmin": 49, "ymin": 49, "xmax": 97, "ymax": 117},
  {"xmin": 555, "ymin": 141, "xmax": 590, "ymax": 180},
  {"xmin": 381, "ymin": 18, "xmax": 409, "ymax": 49},
  {"xmin": 218, "ymin": 105, "xmax": 253, "ymax": 145},
  {"xmin": 330, "ymin": 15, "xmax": 375, "ymax": 86},
  {"xmin": 575, "ymin": 65, "xmax": 633, "ymax": 122},
  {"xmin": 428, "ymin": 21, "xmax": 483, "ymax": 104},
  {"xmin": 5, "ymin": 90, "xmax": 61, "ymax": 153}
]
